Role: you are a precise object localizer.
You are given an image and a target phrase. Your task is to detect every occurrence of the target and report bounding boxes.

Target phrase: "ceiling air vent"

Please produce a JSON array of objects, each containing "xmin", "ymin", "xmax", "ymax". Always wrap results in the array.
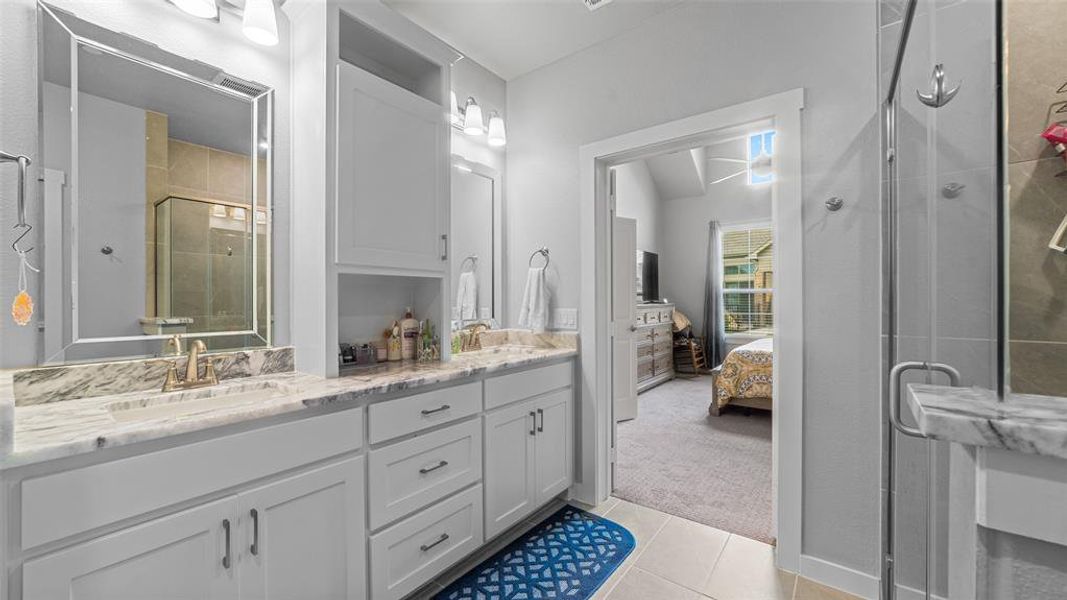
[
  {"xmin": 582, "ymin": 0, "xmax": 615, "ymax": 11},
  {"xmin": 212, "ymin": 73, "xmax": 269, "ymax": 97}
]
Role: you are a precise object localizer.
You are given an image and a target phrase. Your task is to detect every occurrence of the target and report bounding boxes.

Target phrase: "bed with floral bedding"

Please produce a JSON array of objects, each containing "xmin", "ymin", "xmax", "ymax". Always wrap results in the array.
[{"xmin": 709, "ymin": 337, "xmax": 773, "ymax": 416}]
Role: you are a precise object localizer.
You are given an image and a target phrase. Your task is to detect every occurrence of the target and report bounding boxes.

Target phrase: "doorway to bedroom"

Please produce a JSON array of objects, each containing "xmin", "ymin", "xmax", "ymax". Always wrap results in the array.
[{"xmin": 609, "ymin": 125, "xmax": 778, "ymax": 545}]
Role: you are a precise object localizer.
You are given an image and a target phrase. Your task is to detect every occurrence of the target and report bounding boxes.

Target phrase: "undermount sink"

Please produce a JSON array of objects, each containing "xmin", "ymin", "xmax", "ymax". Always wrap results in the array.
[{"xmin": 107, "ymin": 380, "xmax": 297, "ymax": 423}]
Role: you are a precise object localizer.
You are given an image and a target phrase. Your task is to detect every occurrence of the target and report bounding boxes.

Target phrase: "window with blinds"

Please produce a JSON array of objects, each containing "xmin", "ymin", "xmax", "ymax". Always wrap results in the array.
[{"xmin": 721, "ymin": 226, "xmax": 773, "ymax": 335}]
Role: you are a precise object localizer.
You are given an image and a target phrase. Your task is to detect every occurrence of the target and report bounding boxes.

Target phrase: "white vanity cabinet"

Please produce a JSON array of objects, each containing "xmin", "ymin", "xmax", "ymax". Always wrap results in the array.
[
  {"xmin": 336, "ymin": 61, "xmax": 448, "ymax": 273},
  {"xmin": 483, "ymin": 364, "xmax": 574, "ymax": 540},
  {"xmin": 236, "ymin": 458, "xmax": 366, "ymax": 600},
  {"xmin": 23, "ymin": 497, "xmax": 238, "ymax": 600},
  {"xmin": 9, "ymin": 358, "xmax": 576, "ymax": 600},
  {"xmin": 24, "ymin": 458, "xmax": 366, "ymax": 600}
]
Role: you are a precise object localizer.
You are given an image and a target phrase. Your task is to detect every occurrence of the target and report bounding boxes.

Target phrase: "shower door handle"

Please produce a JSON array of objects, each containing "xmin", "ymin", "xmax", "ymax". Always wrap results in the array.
[
  {"xmin": 888, "ymin": 361, "xmax": 960, "ymax": 438},
  {"xmin": 917, "ymin": 64, "xmax": 960, "ymax": 108}
]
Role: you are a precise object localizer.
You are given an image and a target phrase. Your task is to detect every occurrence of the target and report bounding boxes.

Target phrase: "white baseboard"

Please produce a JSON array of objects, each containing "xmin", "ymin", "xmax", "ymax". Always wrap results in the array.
[
  {"xmin": 895, "ymin": 582, "xmax": 947, "ymax": 600},
  {"xmin": 799, "ymin": 554, "xmax": 880, "ymax": 600}
]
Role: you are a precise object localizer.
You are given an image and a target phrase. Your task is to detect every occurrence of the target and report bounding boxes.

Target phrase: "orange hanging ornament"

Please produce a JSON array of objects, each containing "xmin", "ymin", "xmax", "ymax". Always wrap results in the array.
[
  {"xmin": 12, "ymin": 290, "xmax": 32, "ymax": 326},
  {"xmin": 12, "ymin": 249, "xmax": 38, "ymax": 327}
]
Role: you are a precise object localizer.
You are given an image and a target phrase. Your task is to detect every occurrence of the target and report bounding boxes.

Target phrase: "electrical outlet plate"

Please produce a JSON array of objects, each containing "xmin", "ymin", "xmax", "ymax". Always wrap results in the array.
[{"xmin": 551, "ymin": 308, "xmax": 579, "ymax": 330}]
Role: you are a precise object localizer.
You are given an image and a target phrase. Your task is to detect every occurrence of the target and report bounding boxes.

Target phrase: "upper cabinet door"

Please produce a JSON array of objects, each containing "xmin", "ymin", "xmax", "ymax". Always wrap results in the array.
[
  {"xmin": 534, "ymin": 389, "xmax": 573, "ymax": 504},
  {"xmin": 238, "ymin": 457, "xmax": 366, "ymax": 600},
  {"xmin": 23, "ymin": 497, "xmax": 238, "ymax": 600},
  {"xmin": 336, "ymin": 61, "xmax": 448, "ymax": 273}
]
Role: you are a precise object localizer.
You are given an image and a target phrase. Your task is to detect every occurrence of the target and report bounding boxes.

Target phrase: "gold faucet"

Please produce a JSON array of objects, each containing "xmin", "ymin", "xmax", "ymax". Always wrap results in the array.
[
  {"xmin": 462, "ymin": 323, "xmax": 489, "ymax": 352},
  {"xmin": 156, "ymin": 336, "xmax": 219, "ymax": 392}
]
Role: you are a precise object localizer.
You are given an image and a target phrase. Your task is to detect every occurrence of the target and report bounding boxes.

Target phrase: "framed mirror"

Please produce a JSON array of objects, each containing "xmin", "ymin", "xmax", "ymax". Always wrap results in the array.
[
  {"xmin": 38, "ymin": 3, "xmax": 273, "ymax": 364},
  {"xmin": 450, "ymin": 155, "xmax": 502, "ymax": 327}
]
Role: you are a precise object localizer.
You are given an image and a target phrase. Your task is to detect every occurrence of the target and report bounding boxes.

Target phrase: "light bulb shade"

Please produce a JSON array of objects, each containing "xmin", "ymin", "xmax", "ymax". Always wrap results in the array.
[
  {"xmin": 242, "ymin": 0, "xmax": 278, "ymax": 46},
  {"xmin": 463, "ymin": 98, "xmax": 484, "ymax": 135},
  {"xmin": 450, "ymin": 91, "xmax": 460, "ymax": 125},
  {"xmin": 487, "ymin": 113, "xmax": 506, "ymax": 147},
  {"xmin": 172, "ymin": 0, "xmax": 218, "ymax": 19}
]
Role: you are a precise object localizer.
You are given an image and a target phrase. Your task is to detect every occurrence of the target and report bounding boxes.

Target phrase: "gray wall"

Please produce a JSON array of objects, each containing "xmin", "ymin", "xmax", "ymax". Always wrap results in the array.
[
  {"xmin": 505, "ymin": 0, "xmax": 881, "ymax": 576},
  {"xmin": 613, "ymin": 161, "xmax": 661, "ymax": 254},
  {"xmin": 0, "ymin": 0, "xmax": 291, "ymax": 367}
]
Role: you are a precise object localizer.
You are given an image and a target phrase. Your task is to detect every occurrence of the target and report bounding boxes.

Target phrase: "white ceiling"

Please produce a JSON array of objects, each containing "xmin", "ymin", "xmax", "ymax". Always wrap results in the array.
[{"xmin": 384, "ymin": 0, "xmax": 684, "ymax": 80}]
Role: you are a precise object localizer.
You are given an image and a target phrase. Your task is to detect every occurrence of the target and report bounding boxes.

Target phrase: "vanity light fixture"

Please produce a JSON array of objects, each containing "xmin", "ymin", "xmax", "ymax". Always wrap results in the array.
[
  {"xmin": 242, "ymin": 0, "xmax": 278, "ymax": 46},
  {"xmin": 487, "ymin": 111, "xmax": 507, "ymax": 147},
  {"xmin": 462, "ymin": 97, "xmax": 485, "ymax": 136},
  {"xmin": 170, "ymin": 0, "xmax": 218, "ymax": 19}
]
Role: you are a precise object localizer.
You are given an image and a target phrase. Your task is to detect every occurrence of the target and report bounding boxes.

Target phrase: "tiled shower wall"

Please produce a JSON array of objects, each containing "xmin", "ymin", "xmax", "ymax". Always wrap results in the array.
[{"xmin": 1006, "ymin": 0, "xmax": 1067, "ymax": 396}]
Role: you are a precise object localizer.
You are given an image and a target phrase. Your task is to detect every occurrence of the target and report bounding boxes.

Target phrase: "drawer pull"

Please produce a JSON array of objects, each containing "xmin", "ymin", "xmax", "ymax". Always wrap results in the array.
[
  {"xmin": 537, "ymin": 408, "xmax": 544, "ymax": 432},
  {"xmin": 222, "ymin": 519, "xmax": 232, "ymax": 569},
  {"xmin": 419, "ymin": 460, "xmax": 449, "ymax": 474},
  {"xmin": 420, "ymin": 533, "xmax": 450, "ymax": 552},
  {"xmin": 250, "ymin": 509, "xmax": 259, "ymax": 556},
  {"xmin": 421, "ymin": 404, "xmax": 451, "ymax": 416},
  {"xmin": 529, "ymin": 411, "xmax": 536, "ymax": 436}
]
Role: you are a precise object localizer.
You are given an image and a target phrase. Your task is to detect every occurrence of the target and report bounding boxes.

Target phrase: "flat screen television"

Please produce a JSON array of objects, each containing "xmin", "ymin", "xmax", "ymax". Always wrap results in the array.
[{"xmin": 638, "ymin": 251, "xmax": 660, "ymax": 303}]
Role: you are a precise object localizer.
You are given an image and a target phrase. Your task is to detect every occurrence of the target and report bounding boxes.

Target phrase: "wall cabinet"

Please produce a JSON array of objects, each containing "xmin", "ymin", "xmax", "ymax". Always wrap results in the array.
[
  {"xmin": 336, "ymin": 62, "xmax": 447, "ymax": 272},
  {"xmin": 484, "ymin": 388, "xmax": 573, "ymax": 540},
  {"xmin": 23, "ymin": 458, "xmax": 366, "ymax": 600}
]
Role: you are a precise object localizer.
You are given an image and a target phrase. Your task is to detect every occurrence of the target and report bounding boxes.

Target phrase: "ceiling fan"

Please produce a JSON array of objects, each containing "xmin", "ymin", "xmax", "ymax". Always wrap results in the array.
[{"xmin": 707, "ymin": 153, "xmax": 773, "ymax": 185}]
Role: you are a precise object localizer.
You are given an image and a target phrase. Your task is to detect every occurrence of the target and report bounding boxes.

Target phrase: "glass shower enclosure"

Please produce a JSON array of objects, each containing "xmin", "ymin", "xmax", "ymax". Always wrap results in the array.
[
  {"xmin": 155, "ymin": 196, "xmax": 269, "ymax": 347},
  {"xmin": 880, "ymin": 0, "xmax": 998, "ymax": 598}
]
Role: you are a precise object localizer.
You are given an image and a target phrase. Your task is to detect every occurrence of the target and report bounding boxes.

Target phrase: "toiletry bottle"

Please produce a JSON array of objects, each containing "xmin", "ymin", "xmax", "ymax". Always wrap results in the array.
[
  {"xmin": 401, "ymin": 307, "xmax": 419, "ymax": 360},
  {"xmin": 388, "ymin": 321, "xmax": 403, "ymax": 362}
]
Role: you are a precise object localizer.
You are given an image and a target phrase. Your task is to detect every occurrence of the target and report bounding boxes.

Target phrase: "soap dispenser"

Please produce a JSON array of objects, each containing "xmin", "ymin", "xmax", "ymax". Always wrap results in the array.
[{"xmin": 400, "ymin": 307, "xmax": 419, "ymax": 360}]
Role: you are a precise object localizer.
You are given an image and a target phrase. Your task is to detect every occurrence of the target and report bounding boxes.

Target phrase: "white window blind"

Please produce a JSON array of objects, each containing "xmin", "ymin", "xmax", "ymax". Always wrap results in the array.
[{"xmin": 721, "ymin": 226, "xmax": 773, "ymax": 335}]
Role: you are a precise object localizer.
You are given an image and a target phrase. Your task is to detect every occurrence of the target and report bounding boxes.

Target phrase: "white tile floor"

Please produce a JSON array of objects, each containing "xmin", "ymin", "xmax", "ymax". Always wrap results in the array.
[{"xmin": 410, "ymin": 497, "xmax": 860, "ymax": 600}]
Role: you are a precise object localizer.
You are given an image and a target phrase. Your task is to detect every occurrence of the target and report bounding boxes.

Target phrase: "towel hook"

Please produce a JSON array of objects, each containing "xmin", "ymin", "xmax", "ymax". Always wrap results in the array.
[
  {"xmin": 528, "ymin": 246, "xmax": 550, "ymax": 270},
  {"xmin": 2, "ymin": 151, "xmax": 33, "ymax": 255}
]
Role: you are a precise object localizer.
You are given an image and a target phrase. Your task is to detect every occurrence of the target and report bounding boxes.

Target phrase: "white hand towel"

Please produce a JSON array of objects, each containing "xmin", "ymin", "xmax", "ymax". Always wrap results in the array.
[
  {"xmin": 456, "ymin": 271, "xmax": 478, "ymax": 320},
  {"xmin": 518, "ymin": 267, "xmax": 550, "ymax": 332}
]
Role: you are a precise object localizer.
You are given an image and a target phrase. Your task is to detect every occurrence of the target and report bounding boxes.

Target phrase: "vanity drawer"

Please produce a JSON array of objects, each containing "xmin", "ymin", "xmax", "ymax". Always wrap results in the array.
[
  {"xmin": 369, "ymin": 382, "xmax": 481, "ymax": 444},
  {"xmin": 659, "ymin": 309, "xmax": 674, "ymax": 323},
  {"xmin": 484, "ymin": 361, "xmax": 573, "ymax": 410},
  {"xmin": 637, "ymin": 359, "xmax": 654, "ymax": 381},
  {"xmin": 637, "ymin": 343, "xmax": 654, "ymax": 359},
  {"xmin": 21, "ymin": 408, "xmax": 363, "ymax": 550},
  {"xmin": 369, "ymin": 485, "xmax": 483, "ymax": 600},
  {"xmin": 368, "ymin": 419, "xmax": 482, "ymax": 529}
]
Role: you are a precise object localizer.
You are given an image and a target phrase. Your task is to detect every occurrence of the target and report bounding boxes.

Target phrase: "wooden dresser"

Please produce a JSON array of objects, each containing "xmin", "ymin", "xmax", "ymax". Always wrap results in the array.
[{"xmin": 636, "ymin": 302, "xmax": 675, "ymax": 393}]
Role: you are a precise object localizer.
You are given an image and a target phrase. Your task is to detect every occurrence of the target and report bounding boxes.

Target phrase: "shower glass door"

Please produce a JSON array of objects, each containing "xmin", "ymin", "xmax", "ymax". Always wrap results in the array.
[{"xmin": 881, "ymin": 0, "xmax": 998, "ymax": 598}]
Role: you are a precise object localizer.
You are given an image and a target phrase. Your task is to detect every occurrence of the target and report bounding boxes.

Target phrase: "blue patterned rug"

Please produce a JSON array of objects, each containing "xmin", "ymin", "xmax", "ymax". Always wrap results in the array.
[{"xmin": 436, "ymin": 505, "xmax": 635, "ymax": 600}]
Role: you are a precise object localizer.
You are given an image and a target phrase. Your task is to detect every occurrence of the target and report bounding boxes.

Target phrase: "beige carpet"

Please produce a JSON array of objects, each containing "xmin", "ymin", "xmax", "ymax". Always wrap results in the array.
[{"xmin": 613, "ymin": 377, "xmax": 773, "ymax": 543}]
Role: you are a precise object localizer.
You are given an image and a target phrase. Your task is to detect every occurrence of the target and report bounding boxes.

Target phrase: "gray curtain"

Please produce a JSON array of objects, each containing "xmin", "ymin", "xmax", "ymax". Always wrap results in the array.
[{"xmin": 703, "ymin": 221, "xmax": 727, "ymax": 367}]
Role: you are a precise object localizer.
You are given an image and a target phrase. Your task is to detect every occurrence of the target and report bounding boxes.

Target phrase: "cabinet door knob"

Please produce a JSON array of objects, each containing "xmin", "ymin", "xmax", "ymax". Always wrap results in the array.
[
  {"xmin": 250, "ymin": 509, "xmax": 260, "ymax": 556},
  {"xmin": 222, "ymin": 519, "xmax": 232, "ymax": 569}
]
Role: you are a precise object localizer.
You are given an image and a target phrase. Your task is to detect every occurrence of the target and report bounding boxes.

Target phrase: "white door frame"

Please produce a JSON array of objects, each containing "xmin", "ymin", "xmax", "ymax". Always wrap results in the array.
[{"xmin": 575, "ymin": 88, "xmax": 805, "ymax": 572}]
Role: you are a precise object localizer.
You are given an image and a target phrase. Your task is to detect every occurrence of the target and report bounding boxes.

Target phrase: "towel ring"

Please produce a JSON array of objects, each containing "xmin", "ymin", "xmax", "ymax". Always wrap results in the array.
[
  {"xmin": 529, "ymin": 246, "xmax": 550, "ymax": 270},
  {"xmin": 460, "ymin": 255, "xmax": 478, "ymax": 273}
]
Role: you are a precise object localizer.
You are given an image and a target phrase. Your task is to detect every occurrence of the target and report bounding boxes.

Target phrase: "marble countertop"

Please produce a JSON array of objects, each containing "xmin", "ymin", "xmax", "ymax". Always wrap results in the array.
[
  {"xmin": 3, "ymin": 344, "xmax": 577, "ymax": 468},
  {"xmin": 907, "ymin": 384, "xmax": 1067, "ymax": 460}
]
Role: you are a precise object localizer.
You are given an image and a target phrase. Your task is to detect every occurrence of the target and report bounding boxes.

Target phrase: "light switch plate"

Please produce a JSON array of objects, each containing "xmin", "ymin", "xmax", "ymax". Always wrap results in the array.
[{"xmin": 551, "ymin": 308, "xmax": 579, "ymax": 330}]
